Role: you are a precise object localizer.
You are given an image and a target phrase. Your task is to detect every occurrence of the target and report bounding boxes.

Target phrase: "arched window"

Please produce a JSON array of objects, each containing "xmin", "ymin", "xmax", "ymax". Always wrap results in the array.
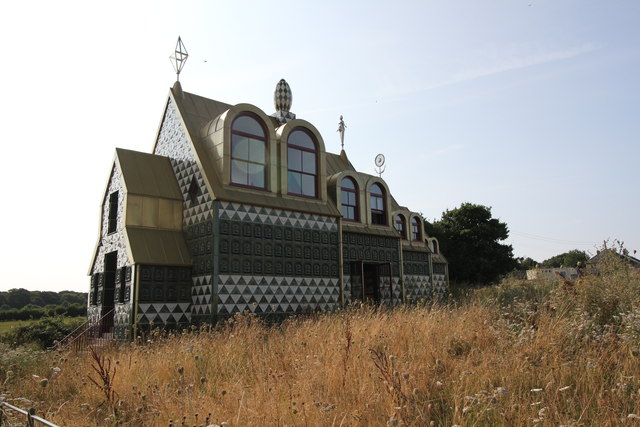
[
  {"xmin": 411, "ymin": 217, "xmax": 421, "ymax": 241},
  {"xmin": 287, "ymin": 129, "xmax": 317, "ymax": 197},
  {"xmin": 370, "ymin": 183, "xmax": 386, "ymax": 225},
  {"xmin": 395, "ymin": 214, "xmax": 406, "ymax": 239},
  {"xmin": 341, "ymin": 177, "xmax": 358, "ymax": 221},
  {"xmin": 231, "ymin": 114, "xmax": 267, "ymax": 189},
  {"xmin": 432, "ymin": 239, "xmax": 439, "ymax": 254}
]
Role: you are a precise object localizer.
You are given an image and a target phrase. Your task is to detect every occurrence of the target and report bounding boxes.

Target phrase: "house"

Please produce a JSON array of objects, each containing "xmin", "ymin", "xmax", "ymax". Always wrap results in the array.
[{"xmin": 88, "ymin": 78, "xmax": 449, "ymax": 339}]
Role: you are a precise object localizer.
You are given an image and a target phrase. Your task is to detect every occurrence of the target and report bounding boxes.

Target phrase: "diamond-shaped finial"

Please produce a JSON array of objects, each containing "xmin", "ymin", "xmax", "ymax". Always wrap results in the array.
[{"xmin": 169, "ymin": 36, "xmax": 188, "ymax": 81}]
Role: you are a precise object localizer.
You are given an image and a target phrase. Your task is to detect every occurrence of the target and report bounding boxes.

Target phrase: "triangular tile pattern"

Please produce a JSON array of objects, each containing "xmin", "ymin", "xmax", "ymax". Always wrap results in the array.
[
  {"xmin": 216, "ymin": 275, "xmax": 340, "ymax": 315},
  {"xmin": 379, "ymin": 277, "xmax": 403, "ymax": 306},
  {"xmin": 136, "ymin": 302, "xmax": 192, "ymax": 325},
  {"xmin": 432, "ymin": 273, "xmax": 448, "ymax": 297},
  {"xmin": 153, "ymin": 99, "xmax": 213, "ymax": 227},
  {"xmin": 404, "ymin": 275, "xmax": 432, "ymax": 302},
  {"xmin": 113, "ymin": 303, "xmax": 133, "ymax": 339},
  {"xmin": 87, "ymin": 306, "xmax": 101, "ymax": 327},
  {"xmin": 218, "ymin": 201, "xmax": 337, "ymax": 232},
  {"xmin": 191, "ymin": 274, "xmax": 212, "ymax": 318}
]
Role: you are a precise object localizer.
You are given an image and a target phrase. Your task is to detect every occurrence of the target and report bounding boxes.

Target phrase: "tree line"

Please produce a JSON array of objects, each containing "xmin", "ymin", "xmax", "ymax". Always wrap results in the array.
[{"xmin": 0, "ymin": 289, "xmax": 87, "ymax": 321}]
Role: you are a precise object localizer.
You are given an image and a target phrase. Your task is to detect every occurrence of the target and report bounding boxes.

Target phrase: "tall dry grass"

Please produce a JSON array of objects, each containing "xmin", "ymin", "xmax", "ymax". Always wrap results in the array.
[{"xmin": 2, "ymin": 257, "xmax": 640, "ymax": 426}]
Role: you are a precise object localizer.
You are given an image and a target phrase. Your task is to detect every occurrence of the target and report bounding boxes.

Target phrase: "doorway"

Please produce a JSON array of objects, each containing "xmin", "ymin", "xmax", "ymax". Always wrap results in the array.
[{"xmin": 362, "ymin": 263, "xmax": 380, "ymax": 304}]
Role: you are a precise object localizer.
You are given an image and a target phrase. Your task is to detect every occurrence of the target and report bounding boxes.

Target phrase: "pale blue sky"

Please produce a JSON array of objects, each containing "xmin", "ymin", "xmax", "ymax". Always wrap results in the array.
[{"xmin": 0, "ymin": 0, "xmax": 638, "ymax": 291}]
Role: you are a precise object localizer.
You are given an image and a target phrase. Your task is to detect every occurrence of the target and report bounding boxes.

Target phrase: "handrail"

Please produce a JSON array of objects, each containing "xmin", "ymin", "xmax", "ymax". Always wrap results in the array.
[
  {"xmin": 53, "ymin": 308, "xmax": 115, "ymax": 351},
  {"xmin": 0, "ymin": 400, "xmax": 59, "ymax": 427},
  {"xmin": 53, "ymin": 316, "xmax": 91, "ymax": 347}
]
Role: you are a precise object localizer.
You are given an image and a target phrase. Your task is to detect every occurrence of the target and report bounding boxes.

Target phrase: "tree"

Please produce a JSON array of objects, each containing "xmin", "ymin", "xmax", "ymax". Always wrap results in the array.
[
  {"xmin": 516, "ymin": 257, "xmax": 538, "ymax": 271},
  {"xmin": 425, "ymin": 203, "xmax": 516, "ymax": 285},
  {"xmin": 541, "ymin": 249, "xmax": 588, "ymax": 268}
]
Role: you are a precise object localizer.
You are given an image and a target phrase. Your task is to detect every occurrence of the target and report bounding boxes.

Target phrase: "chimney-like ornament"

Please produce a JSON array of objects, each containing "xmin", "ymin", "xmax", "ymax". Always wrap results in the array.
[
  {"xmin": 272, "ymin": 79, "xmax": 296, "ymax": 125},
  {"xmin": 170, "ymin": 36, "xmax": 189, "ymax": 82}
]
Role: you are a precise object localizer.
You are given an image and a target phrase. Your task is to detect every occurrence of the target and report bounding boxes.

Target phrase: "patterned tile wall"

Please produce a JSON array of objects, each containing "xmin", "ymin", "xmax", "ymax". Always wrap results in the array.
[
  {"xmin": 136, "ymin": 265, "xmax": 192, "ymax": 325},
  {"xmin": 342, "ymin": 232, "xmax": 401, "ymax": 304},
  {"xmin": 154, "ymin": 99, "xmax": 215, "ymax": 318},
  {"xmin": 90, "ymin": 164, "xmax": 131, "ymax": 275},
  {"xmin": 403, "ymin": 251, "xmax": 433, "ymax": 302},
  {"xmin": 216, "ymin": 202, "xmax": 340, "ymax": 315}
]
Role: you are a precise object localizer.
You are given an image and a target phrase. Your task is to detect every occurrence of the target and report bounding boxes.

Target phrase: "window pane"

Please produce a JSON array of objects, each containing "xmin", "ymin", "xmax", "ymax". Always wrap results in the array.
[
  {"xmin": 289, "ymin": 130, "xmax": 315, "ymax": 149},
  {"xmin": 302, "ymin": 174, "xmax": 315, "ymax": 196},
  {"xmin": 233, "ymin": 115, "xmax": 265, "ymax": 137},
  {"xmin": 288, "ymin": 171, "xmax": 302, "ymax": 194},
  {"xmin": 288, "ymin": 147, "xmax": 302, "ymax": 172},
  {"xmin": 348, "ymin": 192, "xmax": 356, "ymax": 205},
  {"xmin": 248, "ymin": 163, "xmax": 265, "ymax": 188},
  {"xmin": 302, "ymin": 151, "xmax": 316, "ymax": 174},
  {"xmin": 341, "ymin": 205, "xmax": 348, "ymax": 218},
  {"xmin": 231, "ymin": 160, "xmax": 248, "ymax": 185},
  {"xmin": 371, "ymin": 184, "xmax": 383, "ymax": 196},
  {"xmin": 232, "ymin": 135, "xmax": 249, "ymax": 160},
  {"xmin": 341, "ymin": 177, "xmax": 355, "ymax": 190},
  {"xmin": 249, "ymin": 139, "xmax": 265, "ymax": 163},
  {"xmin": 348, "ymin": 207, "xmax": 355, "ymax": 219},
  {"xmin": 341, "ymin": 191, "xmax": 349, "ymax": 205}
]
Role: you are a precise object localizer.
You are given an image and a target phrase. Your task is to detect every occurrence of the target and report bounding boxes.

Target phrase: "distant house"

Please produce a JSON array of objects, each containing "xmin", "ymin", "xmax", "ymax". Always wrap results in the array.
[
  {"xmin": 587, "ymin": 249, "xmax": 640, "ymax": 271},
  {"xmin": 88, "ymin": 78, "xmax": 449, "ymax": 339},
  {"xmin": 526, "ymin": 268, "xmax": 579, "ymax": 281}
]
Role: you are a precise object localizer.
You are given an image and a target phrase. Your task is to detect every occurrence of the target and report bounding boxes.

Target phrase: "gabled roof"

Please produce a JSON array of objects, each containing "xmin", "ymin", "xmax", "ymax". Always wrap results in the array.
[{"xmin": 116, "ymin": 148, "xmax": 182, "ymax": 199}]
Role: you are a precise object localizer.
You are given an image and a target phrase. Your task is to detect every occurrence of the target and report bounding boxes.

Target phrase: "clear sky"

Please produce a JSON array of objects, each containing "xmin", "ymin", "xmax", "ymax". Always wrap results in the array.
[{"xmin": 1, "ymin": 0, "xmax": 638, "ymax": 292}]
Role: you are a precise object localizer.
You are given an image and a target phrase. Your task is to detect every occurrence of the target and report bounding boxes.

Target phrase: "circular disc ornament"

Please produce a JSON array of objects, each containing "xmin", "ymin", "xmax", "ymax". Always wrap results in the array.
[{"xmin": 375, "ymin": 154, "xmax": 385, "ymax": 167}]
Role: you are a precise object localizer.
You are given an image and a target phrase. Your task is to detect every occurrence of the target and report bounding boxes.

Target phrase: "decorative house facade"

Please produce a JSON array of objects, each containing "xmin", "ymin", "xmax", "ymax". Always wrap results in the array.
[{"xmin": 88, "ymin": 79, "xmax": 449, "ymax": 339}]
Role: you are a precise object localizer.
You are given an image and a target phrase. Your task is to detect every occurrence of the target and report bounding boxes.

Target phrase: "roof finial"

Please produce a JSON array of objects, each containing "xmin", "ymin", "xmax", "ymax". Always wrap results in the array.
[
  {"xmin": 169, "ymin": 36, "xmax": 189, "ymax": 82},
  {"xmin": 272, "ymin": 79, "xmax": 296, "ymax": 124},
  {"xmin": 337, "ymin": 115, "xmax": 346, "ymax": 150}
]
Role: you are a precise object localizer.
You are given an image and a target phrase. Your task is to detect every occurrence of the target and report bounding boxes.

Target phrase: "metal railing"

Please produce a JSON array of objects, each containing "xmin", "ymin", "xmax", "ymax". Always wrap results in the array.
[
  {"xmin": 51, "ymin": 308, "xmax": 115, "ymax": 352},
  {"xmin": 0, "ymin": 400, "xmax": 59, "ymax": 427}
]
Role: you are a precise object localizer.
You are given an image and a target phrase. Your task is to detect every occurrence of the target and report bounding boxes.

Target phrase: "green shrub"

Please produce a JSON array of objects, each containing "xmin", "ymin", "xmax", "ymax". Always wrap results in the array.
[{"xmin": 1, "ymin": 316, "xmax": 84, "ymax": 349}]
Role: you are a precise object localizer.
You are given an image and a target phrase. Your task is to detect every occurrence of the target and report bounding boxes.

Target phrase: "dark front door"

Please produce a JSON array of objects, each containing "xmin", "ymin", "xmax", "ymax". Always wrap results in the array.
[{"xmin": 363, "ymin": 263, "xmax": 380, "ymax": 304}]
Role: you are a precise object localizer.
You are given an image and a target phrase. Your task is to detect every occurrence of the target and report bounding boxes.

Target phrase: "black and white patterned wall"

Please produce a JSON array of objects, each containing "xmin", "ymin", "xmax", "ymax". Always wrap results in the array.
[
  {"xmin": 215, "ymin": 202, "xmax": 341, "ymax": 315},
  {"xmin": 154, "ymin": 99, "xmax": 214, "ymax": 319}
]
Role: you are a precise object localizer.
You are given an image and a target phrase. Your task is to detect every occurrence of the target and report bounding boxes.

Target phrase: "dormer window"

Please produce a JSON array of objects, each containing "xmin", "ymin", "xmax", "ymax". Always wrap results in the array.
[
  {"xmin": 231, "ymin": 114, "xmax": 267, "ymax": 189},
  {"xmin": 287, "ymin": 129, "xmax": 317, "ymax": 198},
  {"xmin": 411, "ymin": 217, "xmax": 421, "ymax": 241},
  {"xmin": 395, "ymin": 214, "xmax": 407, "ymax": 239},
  {"xmin": 370, "ymin": 183, "xmax": 386, "ymax": 225},
  {"xmin": 341, "ymin": 177, "xmax": 358, "ymax": 221}
]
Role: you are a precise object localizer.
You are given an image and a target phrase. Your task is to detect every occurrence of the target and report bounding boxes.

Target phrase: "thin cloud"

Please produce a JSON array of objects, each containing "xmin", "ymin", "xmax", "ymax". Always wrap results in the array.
[{"xmin": 448, "ymin": 42, "xmax": 605, "ymax": 86}]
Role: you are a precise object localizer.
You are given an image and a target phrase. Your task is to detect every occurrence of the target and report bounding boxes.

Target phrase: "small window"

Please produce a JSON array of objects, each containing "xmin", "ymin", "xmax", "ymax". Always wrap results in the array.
[
  {"xmin": 395, "ymin": 214, "xmax": 406, "ymax": 239},
  {"xmin": 288, "ymin": 129, "xmax": 317, "ymax": 198},
  {"xmin": 107, "ymin": 191, "xmax": 118, "ymax": 234},
  {"xmin": 341, "ymin": 177, "xmax": 358, "ymax": 221},
  {"xmin": 370, "ymin": 183, "xmax": 386, "ymax": 225},
  {"xmin": 411, "ymin": 217, "xmax": 421, "ymax": 241},
  {"xmin": 432, "ymin": 240, "xmax": 438, "ymax": 254},
  {"xmin": 231, "ymin": 114, "xmax": 267, "ymax": 189}
]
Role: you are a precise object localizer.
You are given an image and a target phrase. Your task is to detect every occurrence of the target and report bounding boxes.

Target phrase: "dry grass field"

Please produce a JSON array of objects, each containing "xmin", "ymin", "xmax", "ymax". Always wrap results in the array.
[{"xmin": 2, "ymin": 255, "xmax": 640, "ymax": 426}]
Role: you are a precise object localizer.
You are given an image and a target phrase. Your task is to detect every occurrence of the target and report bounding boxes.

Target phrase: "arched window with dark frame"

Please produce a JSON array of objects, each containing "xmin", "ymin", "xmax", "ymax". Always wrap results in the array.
[
  {"xmin": 395, "ymin": 214, "xmax": 407, "ymax": 239},
  {"xmin": 230, "ymin": 114, "xmax": 267, "ymax": 189},
  {"xmin": 287, "ymin": 128, "xmax": 317, "ymax": 198},
  {"xmin": 370, "ymin": 183, "xmax": 386, "ymax": 225},
  {"xmin": 341, "ymin": 177, "xmax": 358, "ymax": 221},
  {"xmin": 411, "ymin": 217, "xmax": 421, "ymax": 241}
]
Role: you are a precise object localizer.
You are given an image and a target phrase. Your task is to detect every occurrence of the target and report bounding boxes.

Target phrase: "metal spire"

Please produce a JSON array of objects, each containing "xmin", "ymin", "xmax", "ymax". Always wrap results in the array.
[
  {"xmin": 337, "ymin": 115, "xmax": 346, "ymax": 150},
  {"xmin": 169, "ymin": 36, "xmax": 189, "ymax": 81}
]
